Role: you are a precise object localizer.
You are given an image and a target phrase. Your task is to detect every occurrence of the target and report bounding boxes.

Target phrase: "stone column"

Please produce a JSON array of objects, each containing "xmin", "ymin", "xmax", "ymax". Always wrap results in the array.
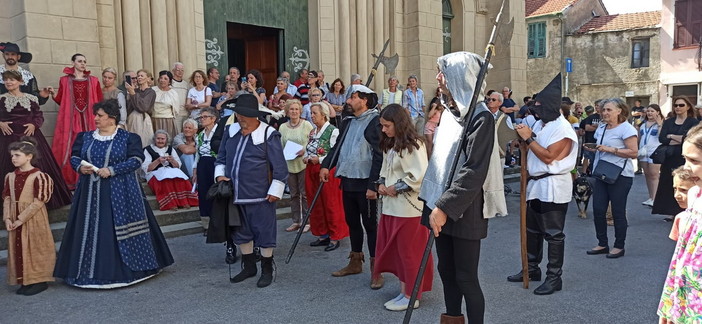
[
  {"xmin": 139, "ymin": 0, "xmax": 154, "ymax": 72},
  {"xmin": 121, "ymin": 0, "xmax": 143, "ymax": 70},
  {"xmin": 338, "ymin": 0, "xmax": 351, "ymax": 83},
  {"xmin": 151, "ymin": 0, "xmax": 170, "ymax": 72},
  {"xmin": 355, "ymin": 0, "xmax": 368, "ymax": 81},
  {"xmin": 373, "ymin": 0, "xmax": 384, "ymax": 90},
  {"xmin": 114, "ymin": 0, "xmax": 126, "ymax": 72},
  {"xmin": 166, "ymin": 0, "xmax": 179, "ymax": 66},
  {"xmin": 176, "ymin": 0, "xmax": 196, "ymax": 75}
]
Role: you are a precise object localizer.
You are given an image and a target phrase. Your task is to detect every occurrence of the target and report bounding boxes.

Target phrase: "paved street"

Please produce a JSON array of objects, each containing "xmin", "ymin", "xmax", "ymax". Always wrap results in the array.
[{"xmin": 0, "ymin": 174, "xmax": 675, "ymax": 323}]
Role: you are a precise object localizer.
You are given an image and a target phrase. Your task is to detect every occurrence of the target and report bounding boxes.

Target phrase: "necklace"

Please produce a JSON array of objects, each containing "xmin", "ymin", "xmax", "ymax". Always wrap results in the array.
[{"xmin": 288, "ymin": 119, "xmax": 302, "ymax": 129}]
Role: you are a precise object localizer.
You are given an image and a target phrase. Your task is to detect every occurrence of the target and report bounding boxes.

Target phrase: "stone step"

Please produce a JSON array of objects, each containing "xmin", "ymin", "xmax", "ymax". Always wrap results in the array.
[
  {"xmin": 0, "ymin": 206, "xmax": 294, "ymax": 264},
  {"xmin": 1, "ymin": 206, "xmax": 292, "ymax": 251}
]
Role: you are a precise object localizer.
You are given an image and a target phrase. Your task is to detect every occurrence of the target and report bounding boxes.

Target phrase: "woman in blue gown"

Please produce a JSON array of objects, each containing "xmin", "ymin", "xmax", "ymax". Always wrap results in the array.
[{"xmin": 54, "ymin": 99, "xmax": 173, "ymax": 288}]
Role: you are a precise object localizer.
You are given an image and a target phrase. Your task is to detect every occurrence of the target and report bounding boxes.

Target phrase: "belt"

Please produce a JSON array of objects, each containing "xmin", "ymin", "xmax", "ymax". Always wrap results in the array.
[{"xmin": 527, "ymin": 172, "xmax": 568, "ymax": 182}]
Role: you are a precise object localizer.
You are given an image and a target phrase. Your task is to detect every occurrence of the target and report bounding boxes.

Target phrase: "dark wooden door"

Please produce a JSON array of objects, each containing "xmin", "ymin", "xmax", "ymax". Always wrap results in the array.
[{"xmin": 245, "ymin": 37, "xmax": 278, "ymax": 96}]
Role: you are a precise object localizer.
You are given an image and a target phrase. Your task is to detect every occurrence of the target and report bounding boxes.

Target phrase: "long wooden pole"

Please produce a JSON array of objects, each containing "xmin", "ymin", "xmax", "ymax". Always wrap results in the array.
[{"xmin": 519, "ymin": 143, "xmax": 529, "ymax": 288}]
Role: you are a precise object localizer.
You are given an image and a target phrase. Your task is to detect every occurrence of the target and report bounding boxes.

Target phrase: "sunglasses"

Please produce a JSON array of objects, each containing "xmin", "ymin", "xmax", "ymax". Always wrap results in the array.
[
  {"xmin": 674, "ymin": 104, "xmax": 687, "ymax": 108},
  {"xmin": 310, "ymin": 94, "xmax": 322, "ymax": 97},
  {"xmin": 488, "ymin": 98, "xmax": 500, "ymax": 102}
]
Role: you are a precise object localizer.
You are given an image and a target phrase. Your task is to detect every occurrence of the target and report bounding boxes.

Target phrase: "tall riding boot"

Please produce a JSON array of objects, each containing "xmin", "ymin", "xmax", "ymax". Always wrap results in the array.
[
  {"xmin": 369, "ymin": 257, "xmax": 384, "ymax": 289},
  {"xmin": 230, "ymin": 253, "xmax": 257, "ymax": 283},
  {"xmin": 507, "ymin": 206, "xmax": 543, "ymax": 282},
  {"xmin": 534, "ymin": 211, "xmax": 565, "ymax": 295},
  {"xmin": 225, "ymin": 239, "xmax": 238, "ymax": 264},
  {"xmin": 440, "ymin": 314, "xmax": 466, "ymax": 324},
  {"xmin": 257, "ymin": 256, "xmax": 275, "ymax": 288},
  {"xmin": 332, "ymin": 252, "xmax": 364, "ymax": 277}
]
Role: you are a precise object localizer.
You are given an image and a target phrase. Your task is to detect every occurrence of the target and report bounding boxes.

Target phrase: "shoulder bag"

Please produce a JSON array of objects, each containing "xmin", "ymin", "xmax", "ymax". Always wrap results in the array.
[{"xmin": 592, "ymin": 126, "xmax": 625, "ymax": 184}]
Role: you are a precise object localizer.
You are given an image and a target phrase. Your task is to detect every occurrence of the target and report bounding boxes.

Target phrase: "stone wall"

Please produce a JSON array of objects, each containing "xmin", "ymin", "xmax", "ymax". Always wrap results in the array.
[
  {"xmin": 0, "ymin": 0, "xmax": 206, "ymax": 144},
  {"xmin": 562, "ymin": 0, "xmax": 607, "ymax": 33},
  {"xmin": 566, "ymin": 28, "xmax": 660, "ymax": 107}
]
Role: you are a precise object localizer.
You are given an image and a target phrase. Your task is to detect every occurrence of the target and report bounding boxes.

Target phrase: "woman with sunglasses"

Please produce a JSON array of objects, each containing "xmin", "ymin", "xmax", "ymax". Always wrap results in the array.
[
  {"xmin": 193, "ymin": 107, "xmax": 223, "ymax": 234},
  {"xmin": 653, "ymin": 97, "xmax": 699, "ymax": 221}
]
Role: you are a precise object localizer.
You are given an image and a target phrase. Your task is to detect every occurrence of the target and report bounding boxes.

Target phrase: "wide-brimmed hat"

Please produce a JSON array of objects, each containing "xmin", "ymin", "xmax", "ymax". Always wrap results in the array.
[
  {"xmin": 227, "ymin": 93, "xmax": 269, "ymax": 117},
  {"xmin": 0, "ymin": 42, "xmax": 32, "ymax": 63}
]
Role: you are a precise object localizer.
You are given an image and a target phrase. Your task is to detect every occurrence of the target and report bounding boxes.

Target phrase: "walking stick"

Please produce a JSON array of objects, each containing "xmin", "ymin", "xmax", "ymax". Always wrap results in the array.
[
  {"xmin": 285, "ymin": 118, "xmax": 352, "ymax": 264},
  {"xmin": 519, "ymin": 142, "xmax": 529, "ymax": 289},
  {"xmin": 403, "ymin": 1, "xmax": 510, "ymax": 323}
]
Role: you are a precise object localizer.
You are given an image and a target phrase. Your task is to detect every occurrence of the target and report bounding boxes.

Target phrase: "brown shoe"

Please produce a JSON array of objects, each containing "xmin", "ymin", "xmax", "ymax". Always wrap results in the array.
[
  {"xmin": 332, "ymin": 252, "xmax": 364, "ymax": 277},
  {"xmin": 440, "ymin": 313, "xmax": 465, "ymax": 324},
  {"xmin": 370, "ymin": 257, "xmax": 384, "ymax": 289}
]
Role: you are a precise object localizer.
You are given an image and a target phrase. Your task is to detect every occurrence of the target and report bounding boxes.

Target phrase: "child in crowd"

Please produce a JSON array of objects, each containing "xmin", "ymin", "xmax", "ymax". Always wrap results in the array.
[
  {"xmin": 669, "ymin": 166, "xmax": 698, "ymax": 241},
  {"xmin": 3, "ymin": 137, "xmax": 55, "ymax": 296},
  {"xmin": 658, "ymin": 124, "xmax": 702, "ymax": 323}
]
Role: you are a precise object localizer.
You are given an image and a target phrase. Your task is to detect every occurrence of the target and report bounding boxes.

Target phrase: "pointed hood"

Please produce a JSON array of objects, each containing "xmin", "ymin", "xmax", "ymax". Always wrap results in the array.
[
  {"xmin": 437, "ymin": 52, "xmax": 491, "ymax": 119},
  {"xmin": 532, "ymin": 73, "xmax": 562, "ymax": 123}
]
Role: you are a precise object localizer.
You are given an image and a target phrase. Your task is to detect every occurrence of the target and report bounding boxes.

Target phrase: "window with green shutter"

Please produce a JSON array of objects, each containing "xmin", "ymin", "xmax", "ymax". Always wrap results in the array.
[{"xmin": 528, "ymin": 22, "xmax": 547, "ymax": 58}]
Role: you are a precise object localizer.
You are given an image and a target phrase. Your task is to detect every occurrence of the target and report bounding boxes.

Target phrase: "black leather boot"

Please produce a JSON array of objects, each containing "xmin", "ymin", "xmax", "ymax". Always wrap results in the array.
[
  {"xmin": 230, "ymin": 253, "xmax": 257, "ymax": 283},
  {"xmin": 225, "ymin": 240, "xmax": 238, "ymax": 264},
  {"xmin": 508, "ymin": 206, "xmax": 543, "ymax": 282},
  {"xmin": 534, "ymin": 210, "xmax": 565, "ymax": 295},
  {"xmin": 257, "ymin": 256, "xmax": 274, "ymax": 288}
]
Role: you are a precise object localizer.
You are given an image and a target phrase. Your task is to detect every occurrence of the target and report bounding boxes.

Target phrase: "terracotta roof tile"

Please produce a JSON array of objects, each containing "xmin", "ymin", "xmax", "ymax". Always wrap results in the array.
[
  {"xmin": 575, "ymin": 11, "xmax": 661, "ymax": 34},
  {"xmin": 526, "ymin": 0, "xmax": 578, "ymax": 18}
]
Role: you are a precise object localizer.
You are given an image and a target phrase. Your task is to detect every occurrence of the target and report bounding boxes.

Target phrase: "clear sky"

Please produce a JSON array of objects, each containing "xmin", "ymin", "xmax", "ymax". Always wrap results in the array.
[{"xmin": 601, "ymin": 0, "xmax": 662, "ymax": 14}]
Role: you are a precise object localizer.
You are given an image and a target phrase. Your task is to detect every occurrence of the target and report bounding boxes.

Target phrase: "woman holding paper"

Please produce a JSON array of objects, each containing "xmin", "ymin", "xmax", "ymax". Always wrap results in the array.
[
  {"xmin": 54, "ymin": 99, "xmax": 173, "ymax": 288},
  {"xmin": 304, "ymin": 102, "xmax": 348, "ymax": 251},
  {"xmin": 142, "ymin": 130, "xmax": 198, "ymax": 211},
  {"xmin": 278, "ymin": 99, "xmax": 314, "ymax": 232}
]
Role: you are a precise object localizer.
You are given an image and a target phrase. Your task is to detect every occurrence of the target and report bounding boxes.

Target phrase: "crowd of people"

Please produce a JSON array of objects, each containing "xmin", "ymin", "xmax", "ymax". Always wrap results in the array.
[{"xmin": 0, "ymin": 41, "xmax": 700, "ymax": 324}]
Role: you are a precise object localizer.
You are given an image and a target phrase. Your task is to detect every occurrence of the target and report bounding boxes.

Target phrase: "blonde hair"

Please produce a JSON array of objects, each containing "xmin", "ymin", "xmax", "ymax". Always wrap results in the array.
[{"xmin": 284, "ymin": 99, "xmax": 302, "ymax": 115}]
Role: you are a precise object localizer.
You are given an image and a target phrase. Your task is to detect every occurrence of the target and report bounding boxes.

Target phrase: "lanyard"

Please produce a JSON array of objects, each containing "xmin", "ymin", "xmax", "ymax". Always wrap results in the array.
[{"xmin": 641, "ymin": 122, "xmax": 656, "ymax": 146}]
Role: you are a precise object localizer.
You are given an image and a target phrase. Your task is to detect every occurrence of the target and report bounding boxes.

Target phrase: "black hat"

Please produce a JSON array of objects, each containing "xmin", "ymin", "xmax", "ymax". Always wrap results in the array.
[
  {"xmin": 532, "ymin": 74, "xmax": 562, "ymax": 123},
  {"xmin": 0, "ymin": 42, "xmax": 32, "ymax": 63},
  {"xmin": 228, "ymin": 93, "xmax": 269, "ymax": 117},
  {"xmin": 562, "ymin": 96, "xmax": 574, "ymax": 105}
]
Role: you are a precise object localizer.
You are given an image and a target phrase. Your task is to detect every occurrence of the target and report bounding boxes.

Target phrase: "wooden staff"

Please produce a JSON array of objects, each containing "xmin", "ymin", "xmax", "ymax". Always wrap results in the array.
[{"xmin": 519, "ymin": 142, "xmax": 529, "ymax": 288}]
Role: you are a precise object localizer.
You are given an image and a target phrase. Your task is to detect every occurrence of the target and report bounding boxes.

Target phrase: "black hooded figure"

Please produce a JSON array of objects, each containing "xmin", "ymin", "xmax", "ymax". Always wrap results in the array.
[
  {"xmin": 530, "ymin": 74, "xmax": 562, "ymax": 123},
  {"xmin": 508, "ymin": 73, "xmax": 579, "ymax": 296}
]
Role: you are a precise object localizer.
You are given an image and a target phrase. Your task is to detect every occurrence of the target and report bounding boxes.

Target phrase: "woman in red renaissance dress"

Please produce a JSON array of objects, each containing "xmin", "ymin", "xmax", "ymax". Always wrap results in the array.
[{"xmin": 48, "ymin": 53, "xmax": 103, "ymax": 189}]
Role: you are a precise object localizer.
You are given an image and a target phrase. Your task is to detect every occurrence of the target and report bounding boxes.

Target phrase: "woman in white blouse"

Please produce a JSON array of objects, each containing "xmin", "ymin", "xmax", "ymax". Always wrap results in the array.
[
  {"xmin": 151, "ymin": 70, "xmax": 180, "ymax": 139},
  {"xmin": 185, "ymin": 70, "xmax": 212, "ymax": 120},
  {"xmin": 374, "ymin": 104, "xmax": 432, "ymax": 311}
]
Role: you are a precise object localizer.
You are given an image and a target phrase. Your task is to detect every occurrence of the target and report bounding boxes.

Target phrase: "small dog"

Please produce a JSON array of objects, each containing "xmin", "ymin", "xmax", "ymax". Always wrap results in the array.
[{"xmin": 573, "ymin": 175, "xmax": 595, "ymax": 219}]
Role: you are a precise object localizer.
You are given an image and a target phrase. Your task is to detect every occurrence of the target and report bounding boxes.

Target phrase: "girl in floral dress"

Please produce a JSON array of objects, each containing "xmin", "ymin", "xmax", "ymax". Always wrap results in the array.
[{"xmin": 658, "ymin": 124, "xmax": 702, "ymax": 323}]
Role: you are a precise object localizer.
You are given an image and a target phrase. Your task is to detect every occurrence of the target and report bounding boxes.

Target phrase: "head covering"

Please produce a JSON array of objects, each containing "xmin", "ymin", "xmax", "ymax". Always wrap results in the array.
[
  {"xmin": 308, "ymin": 70, "xmax": 318, "ymax": 78},
  {"xmin": 436, "ymin": 52, "xmax": 490, "ymax": 119},
  {"xmin": 0, "ymin": 42, "xmax": 32, "ymax": 63},
  {"xmin": 561, "ymin": 96, "xmax": 574, "ymax": 105},
  {"xmin": 348, "ymin": 84, "xmax": 374, "ymax": 94},
  {"xmin": 532, "ymin": 74, "xmax": 562, "ymax": 123},
  {"xmin": 229, "ymin": 94, "xmax": 269, "ymax": 117}
]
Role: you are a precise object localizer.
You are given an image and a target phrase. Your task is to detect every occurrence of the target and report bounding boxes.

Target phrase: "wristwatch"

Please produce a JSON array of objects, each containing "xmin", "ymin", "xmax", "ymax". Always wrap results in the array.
[{"xmin": 525, "ymin": 137, "xmax": 535, "ymax": 145}]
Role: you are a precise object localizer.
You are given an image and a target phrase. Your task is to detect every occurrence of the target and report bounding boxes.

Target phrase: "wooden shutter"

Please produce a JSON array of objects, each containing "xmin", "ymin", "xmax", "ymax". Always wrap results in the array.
[{"xmin": 537, "ymin": 23, "xmax": 546, "ymax": 57}]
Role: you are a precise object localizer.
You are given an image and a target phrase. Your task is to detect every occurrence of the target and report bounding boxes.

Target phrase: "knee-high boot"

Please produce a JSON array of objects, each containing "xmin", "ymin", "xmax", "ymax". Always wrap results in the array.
[{"xmin": 534, "ymin": 210, "xmax": 565, "ymax": 295}]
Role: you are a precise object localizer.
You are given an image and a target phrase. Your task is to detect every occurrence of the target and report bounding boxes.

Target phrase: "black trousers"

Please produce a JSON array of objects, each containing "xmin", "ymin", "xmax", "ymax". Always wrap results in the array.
[
  {"xmin": 436, "ymin": 234, "xmax": 484, "ymax": 324},
  {"xmin": 342, "ymin": 191, "xmax": 378, "ymax": 257}
]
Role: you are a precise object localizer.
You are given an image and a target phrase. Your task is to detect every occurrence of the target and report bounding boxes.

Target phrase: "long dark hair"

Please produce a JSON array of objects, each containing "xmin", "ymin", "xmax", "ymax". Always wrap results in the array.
[{"xmin": 379, "ymin": 104, "xmax": 423, "ymax": 157}]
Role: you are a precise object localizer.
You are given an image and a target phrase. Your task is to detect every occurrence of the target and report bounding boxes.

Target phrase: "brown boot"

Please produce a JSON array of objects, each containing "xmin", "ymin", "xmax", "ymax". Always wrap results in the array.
[
  {"xmin": 332, "ymin": 252, "xmax": 364, "ymax": 277},
  {"xmin": 369, "ymin": 257, "xmax": 385, "ymax": 289},
  {"xmin": 440, "ymin": 313, "xmax": 465, "ymax": 324}
]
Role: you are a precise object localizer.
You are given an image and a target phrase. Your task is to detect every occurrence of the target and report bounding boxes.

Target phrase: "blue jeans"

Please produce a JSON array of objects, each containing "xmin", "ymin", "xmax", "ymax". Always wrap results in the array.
[{"xmin": 592, "ymin": 176, "xmax": 633, "ymax": 249}]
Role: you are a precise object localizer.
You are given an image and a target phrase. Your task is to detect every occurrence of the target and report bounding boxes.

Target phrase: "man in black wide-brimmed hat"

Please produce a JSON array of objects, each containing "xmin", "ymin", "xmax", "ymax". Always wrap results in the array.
[
  {"xmin": 0, "ymin": 42, "xmax": 49, "ymax": 105},
  {"xmin": 214, "ymin": 94, "xmax": 288, "ymax": 288}
]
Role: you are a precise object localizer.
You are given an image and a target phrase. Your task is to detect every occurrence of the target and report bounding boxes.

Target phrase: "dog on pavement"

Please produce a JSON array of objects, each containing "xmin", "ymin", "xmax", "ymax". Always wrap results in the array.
[{"xmin": 573, "ymin": 174, "xmax": 595, "ymax": 219}]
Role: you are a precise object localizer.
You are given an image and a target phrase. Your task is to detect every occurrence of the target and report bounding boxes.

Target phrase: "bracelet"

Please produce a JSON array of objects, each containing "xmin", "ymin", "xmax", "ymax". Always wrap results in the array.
[{"xmin": 614, "ymin": 148, "xmax": 619, "ymax": 154}]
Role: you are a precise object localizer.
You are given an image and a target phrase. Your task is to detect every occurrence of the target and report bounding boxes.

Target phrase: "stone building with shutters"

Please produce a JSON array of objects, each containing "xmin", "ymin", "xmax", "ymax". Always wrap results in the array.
[
  {"xmin": 659, "ymin": 0, "xmax": 702, "ymax": 111},
  {"xmin": 0, "ymin": 0, "xmax": 526, "ymax": 142},
  {"xmin": 525, "ymin": 0, "xmax": 661, "ymax": 109}
]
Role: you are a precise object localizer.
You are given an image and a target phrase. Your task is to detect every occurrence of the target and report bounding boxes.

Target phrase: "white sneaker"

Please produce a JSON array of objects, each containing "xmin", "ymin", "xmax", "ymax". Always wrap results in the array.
[
  {"xmin": 384, "ymin": 293, "xmax": 404, "ymax": 307},
  {"xmin": 385, "ymin": 296, "xmax": 419, "ymax": 311},
  {"xmin": 642, "ymin": 199, "xmax": 654, "ymax": 207}
]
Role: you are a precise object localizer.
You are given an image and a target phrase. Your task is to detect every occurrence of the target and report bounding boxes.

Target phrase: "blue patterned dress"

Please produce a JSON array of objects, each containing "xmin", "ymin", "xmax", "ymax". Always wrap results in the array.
[{"xmin": 53, "ymin": 129, "xmax": 174, "ymax": 288}]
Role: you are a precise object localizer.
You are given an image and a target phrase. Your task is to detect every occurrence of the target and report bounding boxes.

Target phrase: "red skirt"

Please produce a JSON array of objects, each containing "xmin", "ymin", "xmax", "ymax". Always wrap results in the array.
[
  {"xmin": 373, "ymin": 214, "xmax": 433, "ymax": 298},
  {"xmin": 305, "ymin": 163, "xmax": 348, "ymax": 240},
  {"xmin": 148, "ymin": 177, "xmax": 199, "ymax": 211}
]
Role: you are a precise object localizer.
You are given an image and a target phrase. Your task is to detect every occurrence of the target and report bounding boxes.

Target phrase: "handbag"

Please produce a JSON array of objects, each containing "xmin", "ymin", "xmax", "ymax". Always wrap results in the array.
[
  {"xmin": 637, "ymin": 146, "xmax": 648, "ymax": 159},
  {"xmin": 650, "ymin": 145, "xmax": 667, "ymax": 164},
  {"xmin": 592, "ymin": 126, "xmax": 625, "ymax": 184}
]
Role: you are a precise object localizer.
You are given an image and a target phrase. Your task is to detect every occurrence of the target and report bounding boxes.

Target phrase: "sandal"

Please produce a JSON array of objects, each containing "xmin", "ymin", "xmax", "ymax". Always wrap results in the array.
[
  {"xmin": 303, "ymin": 224, "xmax": 311, "ymax": 233},
  {"xmin": 285, "ymin": 223, "xmax": 301, "ymax": 232}
]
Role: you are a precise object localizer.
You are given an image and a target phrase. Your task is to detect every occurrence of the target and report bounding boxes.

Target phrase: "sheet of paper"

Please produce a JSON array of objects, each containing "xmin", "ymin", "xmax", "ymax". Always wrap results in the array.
[{"xmin": 283, "ymin": 140, "xmax": 304, "ymax": 161}]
